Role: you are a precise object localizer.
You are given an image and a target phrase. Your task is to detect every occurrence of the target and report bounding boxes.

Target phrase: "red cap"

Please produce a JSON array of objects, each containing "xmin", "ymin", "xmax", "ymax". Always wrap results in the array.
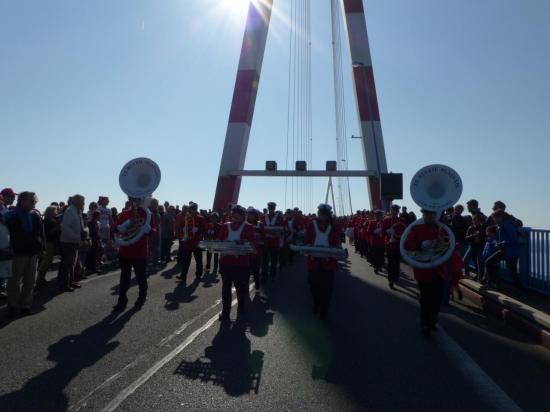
[{"xmin": 0, "ymin": 188, "xmax": 16, "ymax": 197}]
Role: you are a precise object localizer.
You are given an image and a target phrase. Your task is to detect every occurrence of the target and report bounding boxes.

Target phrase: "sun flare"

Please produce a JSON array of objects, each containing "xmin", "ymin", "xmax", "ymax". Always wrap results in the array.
[{"xmin": 220, "ymin": 0, "xmax": 251, "ymax": 17}]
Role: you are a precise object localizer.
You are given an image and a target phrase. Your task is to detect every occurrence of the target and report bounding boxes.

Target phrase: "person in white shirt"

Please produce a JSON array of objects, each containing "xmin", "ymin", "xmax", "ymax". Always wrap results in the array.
[{"xmin": 59, "ymin": 195, "xmax": 85, "ymax": 292}]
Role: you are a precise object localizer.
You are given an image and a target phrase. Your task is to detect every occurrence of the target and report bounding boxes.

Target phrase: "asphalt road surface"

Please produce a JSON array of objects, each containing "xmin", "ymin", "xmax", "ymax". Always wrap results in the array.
[{"xmin": 1, "ymin": 251, "xmax": 550, "ymax": 412}]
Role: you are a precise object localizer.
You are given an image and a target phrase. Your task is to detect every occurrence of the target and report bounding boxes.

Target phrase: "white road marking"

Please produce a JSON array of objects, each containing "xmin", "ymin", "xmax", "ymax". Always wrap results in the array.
[
  {"xmin": 99, "ymin": 311, "xmax": 224, "ymax": 412},
  {"xmin": 437, "ymin": 327, "xmax": 522, "ymax": 412},
  {"xmin": 158, "ymin": 299, "xmax": 221, "ymax": 346},
  {"xmin": 73, "ymin": 284, "xmax": 252, "ymax": 412},
  {"xmin": 71, "ymin": 298, "xmax": 222, "ymax": 411}
]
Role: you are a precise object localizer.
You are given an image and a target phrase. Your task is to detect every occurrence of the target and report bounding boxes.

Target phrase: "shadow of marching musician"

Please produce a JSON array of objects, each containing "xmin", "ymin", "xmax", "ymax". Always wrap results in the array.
[
  {"xmin": 164, "ymin": 275, "xmax": 201, "ymax": 311},
  {"xmin": 0, "ymin": 308, "xmax": 138, "ymax": 412},
  {"xmin": 200, "ymin": 270, "xmax": 220, "ymax": 288},
  {"xmin": 174, "ymin": 321, "xmax": 264, "ymax": 396},
  {"xmin": 247, "ymin": 294, "xmax": 273, "ymax": 338}
]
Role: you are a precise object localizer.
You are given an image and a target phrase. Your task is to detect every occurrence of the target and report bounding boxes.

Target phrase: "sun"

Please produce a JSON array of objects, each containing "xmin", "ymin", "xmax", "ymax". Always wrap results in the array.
[{"xmin": 220, "ymin": 0, "xmax": 251, "ymax": 17}]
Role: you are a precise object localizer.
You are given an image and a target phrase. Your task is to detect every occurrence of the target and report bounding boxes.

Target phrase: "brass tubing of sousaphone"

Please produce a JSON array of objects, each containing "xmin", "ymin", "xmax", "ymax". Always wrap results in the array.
[{"xmin": 400, "ymin": 164, "xmax": 462, "ymax": 269}]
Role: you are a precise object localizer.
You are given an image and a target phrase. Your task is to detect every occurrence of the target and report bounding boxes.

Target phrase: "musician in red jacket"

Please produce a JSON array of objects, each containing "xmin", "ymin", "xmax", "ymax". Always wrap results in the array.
[
  {"xmin": 246, "ymin": 207, "xmax": 264, "ymax": 290},
  {"xmin": 113, "ymin": 197, "xmax": 157, "ymax": 311},
  {"xmin": 304, "ymin": 204, "xmax": 341, "ymax": 320},
  {"xmin": 261, "ymin": 202, "xmax": 284, "ymax": 282},
  {"xmin": 403, "ymin": 209, "xmax": 448, "ymax": 336},
  {"xmin": 367, "ymin": 210, "xmax": 385, "ymax": 273},
  {"xmin": 217, "ymin": 205, "xmax": 258, "ymax": 322},
  {"xmin": 175, "ymin": 202, "xmax": 206, "ymax": 282},
  {"xmin": 205, "ymin": 212, "xmax": 221, "ymax": 275},
  {"xmin": 280, "ymin": 208, "xmax": 297, "ymax": 267},
  {"xmin": 382, "ymin": 205, "xmax": 406, "ymax": 288}
]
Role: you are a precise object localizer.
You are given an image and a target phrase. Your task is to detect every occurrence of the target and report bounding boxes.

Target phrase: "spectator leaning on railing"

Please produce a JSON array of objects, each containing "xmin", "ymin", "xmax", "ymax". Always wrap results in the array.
[
  {"xmin": 463, "ymin": 213, "xmax": 486, "ymax": 280},
  {"xmin": 483, "ymin": 209, "xmax": 523, "ymax": 296}
]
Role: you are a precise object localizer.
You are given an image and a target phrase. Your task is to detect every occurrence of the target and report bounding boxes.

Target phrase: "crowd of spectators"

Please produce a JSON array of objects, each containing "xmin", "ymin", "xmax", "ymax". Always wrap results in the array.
[{"xmin": 0, "ymin": 183, "xmax": 526, "ymax": 318}]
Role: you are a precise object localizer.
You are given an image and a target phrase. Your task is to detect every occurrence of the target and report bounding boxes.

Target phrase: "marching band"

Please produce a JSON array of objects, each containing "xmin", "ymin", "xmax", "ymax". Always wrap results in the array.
[{"xmin": 109, "ymin": 158, "xmax": 462, "ymax": 333}]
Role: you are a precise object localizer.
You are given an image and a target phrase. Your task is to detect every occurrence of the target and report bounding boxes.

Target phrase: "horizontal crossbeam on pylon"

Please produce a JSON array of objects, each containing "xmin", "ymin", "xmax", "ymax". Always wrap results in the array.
[{"xmin": 228, "ymin": 170, "xmax": 377, "ymax": 177}]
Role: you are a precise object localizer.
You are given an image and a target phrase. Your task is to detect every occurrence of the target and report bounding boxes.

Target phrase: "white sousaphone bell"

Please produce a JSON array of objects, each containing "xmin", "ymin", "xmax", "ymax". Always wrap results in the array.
[
  {"xmin": 399, "ymin": 164, "xmax": 463, "ymax": 269},
  {"xmin": 116, "ymin": 157, "xmax": 161, "ymax": 247}
]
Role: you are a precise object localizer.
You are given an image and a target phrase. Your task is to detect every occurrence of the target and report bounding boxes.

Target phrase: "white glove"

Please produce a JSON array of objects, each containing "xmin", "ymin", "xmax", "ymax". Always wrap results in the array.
[
  {"xmin": 421, "ymin": 240, "xmax": 434, "ymax": 250},
  {"xmin": 142, "ymin": 223, "xmax": 151, "ymax": 234},
  {"xmin": 192, "ymin": 227, "xmax": 198, "ymax": 234}
]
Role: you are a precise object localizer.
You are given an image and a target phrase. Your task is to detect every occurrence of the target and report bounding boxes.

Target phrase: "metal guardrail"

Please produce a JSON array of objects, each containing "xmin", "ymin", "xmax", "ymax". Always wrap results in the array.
[
  {"xmin": 522, "ymin": 228, "xmax": 550, "ymax": 296},
  {"xmin": 468, "ymin": 228, "xmax": 550, "ymax": 296}
]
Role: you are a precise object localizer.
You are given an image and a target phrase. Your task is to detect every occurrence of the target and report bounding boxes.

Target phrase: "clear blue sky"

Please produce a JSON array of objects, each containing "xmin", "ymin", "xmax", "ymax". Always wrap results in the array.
[{"xmin": 1, "ymin": 0, "xmax": 549, "ymax": 228}]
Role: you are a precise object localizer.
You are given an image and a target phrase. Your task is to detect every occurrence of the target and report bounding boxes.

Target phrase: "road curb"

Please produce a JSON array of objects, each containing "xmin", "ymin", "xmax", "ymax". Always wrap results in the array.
[{"xmin": 458, "ymin": 279, "xmax": 550, "ymax": 350}]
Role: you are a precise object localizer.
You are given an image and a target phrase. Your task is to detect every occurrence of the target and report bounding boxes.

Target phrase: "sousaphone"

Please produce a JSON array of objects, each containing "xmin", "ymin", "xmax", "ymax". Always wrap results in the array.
[
  {"xmin": 116, "ymin": 158, "xmax": 161, "ymax": 246},
  {"xmin": 399, "ymin": 164, "xmax": 462, "ymax": 268}
]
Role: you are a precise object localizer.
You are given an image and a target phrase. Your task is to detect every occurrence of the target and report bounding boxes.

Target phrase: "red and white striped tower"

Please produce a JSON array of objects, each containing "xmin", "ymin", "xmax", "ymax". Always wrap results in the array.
[
  {"xmin": 213, "ymin": 0, "xmax": 274, "ymax": 211},
  {"xmin": 341, "ymin": 0, "xmax": 388, "ymax": 210}
]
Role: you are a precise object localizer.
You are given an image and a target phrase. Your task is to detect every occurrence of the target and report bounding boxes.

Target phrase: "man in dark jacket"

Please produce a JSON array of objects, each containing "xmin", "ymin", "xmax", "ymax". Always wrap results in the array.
[
  {"xmin": 451, "ymin": 204, "xmax": 469, "ymax": 256},
  {"xmin": 4, "ymin": 192, "xmax": 45, "ymax": 317}
]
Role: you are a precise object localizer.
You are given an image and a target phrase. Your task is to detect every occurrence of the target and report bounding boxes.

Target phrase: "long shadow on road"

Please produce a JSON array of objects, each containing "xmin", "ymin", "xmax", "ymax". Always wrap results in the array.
[
  {"xmin": 260, "ymin": 255, "xmax": 550, "ymax": 411},
  {"xmin": 174, "ymin": 320, "xmax": 264, "ymax": 396},
  {"xmin": 0, "ymin": 307, "xmax": 139, "ymax": 412}
]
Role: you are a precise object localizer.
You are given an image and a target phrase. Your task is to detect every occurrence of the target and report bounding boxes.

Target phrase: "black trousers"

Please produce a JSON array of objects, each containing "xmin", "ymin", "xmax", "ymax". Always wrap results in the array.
[
  {"xmin": 161, "ymin": 238, "xmax": 173, "ymax": 262},
  {"xmin": 386, "ymin": 248, "xmax": 401, "ymax": 283},
  {"xmin": 118, "ymin": 257, "xmax": 147, "ymax": 304},
  {"xmin": 484, "ymin": 251, "xmax": 521, "ymax": 290},
  {"xmin": 261, "ymin": 247, "xmax": 279, "ymax": 280},
  {"xmin": 85, "ymin": 240, "xmax": 100, "ymax": 273},
  {"xmin": 250, "ymin": 254, "xmax": 261, "ymax": 289},
  {"xmin": 417, "ymin": 275, "xmax": 444, "ymax": 328},
  {"xmin": 308, "ymin": 270, "xmax": 335, "ymax": 317},
  {"xmin": 179, "ymin": 246, "xmax": 203, "ymax": 280},
  {"xmin": 220, "ymin": 265, "xmax": 250, "ymax": 317},
  {"xmin": 370, "ymin": 245, "xmax": 385, "ymax": 271},
  {"xmin": 206, "ymin": 251, "xmax": 219, "ymax": 272},
  {"xmin": 280, "ymin": 243, "xmax": 294, "ymax": 266},
  {"xmin": 464, "ymin": 246, "xmax": 484, "ymax": 278},
  {"xmin": 59, "ymin": 242, "xmax": 79, "ymax": 288}
]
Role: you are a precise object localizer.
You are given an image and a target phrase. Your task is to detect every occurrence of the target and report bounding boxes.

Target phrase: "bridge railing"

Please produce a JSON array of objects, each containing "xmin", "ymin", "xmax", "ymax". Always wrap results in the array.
[
  {"xmin": 520, "ymin": 228, "xmax": 550, "ymax": 296},
  {"xmin": 468, "ymin": 228, "xmax": 550, "ymax": 296}
]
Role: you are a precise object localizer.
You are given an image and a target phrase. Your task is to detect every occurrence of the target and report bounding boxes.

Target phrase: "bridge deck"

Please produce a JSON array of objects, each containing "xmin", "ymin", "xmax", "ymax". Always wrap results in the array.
[{"xmin": 1, "ymin": 252, "xmax": 549, "ymax": 411}]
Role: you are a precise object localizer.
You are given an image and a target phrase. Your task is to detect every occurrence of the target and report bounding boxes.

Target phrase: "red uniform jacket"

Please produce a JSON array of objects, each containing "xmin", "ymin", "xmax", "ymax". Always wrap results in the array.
[
  {"xmin": 205, "ymin": 222, "xmax": 222, "ymax": 240},
  {"xmin": 367, "ymin": 219, "xmax": 385, "ymax": 247},
  {"xmin": 116, "ymin": 208, "xmax": 157, "ymax": 259},
  {"xmin": 403, "ymin": 223, "xmax": 448, "ymax": 282},
  {"xmin": 262, "ymin": 212, "xmax": 284, "ymax": 249},
  {"xmin": 382, "ymin": 216, "xmax": 406, "ymax": 252},
  {"xmin": 217, "ymin": 221, "xmax": 258, "ymax": 267},
  {"xmin": 175, "ymin": 214, "xmax": 206, "ymax": 250},
  {"xmin": 250, "ymin": 221, "xmax": 265, "ymax": 252},
  {"xmin": 304, "ymin": 219, "xmax": 340, "ymax": 272}
]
